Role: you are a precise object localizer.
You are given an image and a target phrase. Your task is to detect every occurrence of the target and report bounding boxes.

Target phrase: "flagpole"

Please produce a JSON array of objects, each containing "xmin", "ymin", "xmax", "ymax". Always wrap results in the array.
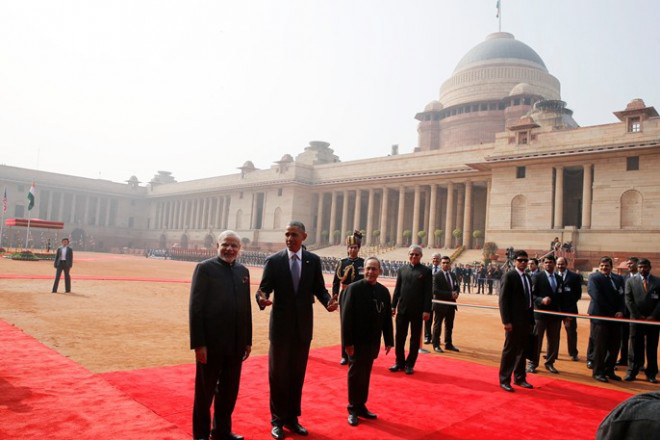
[
  {"xmin": 25, "ymin": 207, "xmax": 32, "ymax": 249},
  {"xmin": 499, "ymin": 0, "xmax": 502, "ymax": 32},
  {"xmin": 0, "ymin": 208, "xmax": 4, "ymax": 249}
]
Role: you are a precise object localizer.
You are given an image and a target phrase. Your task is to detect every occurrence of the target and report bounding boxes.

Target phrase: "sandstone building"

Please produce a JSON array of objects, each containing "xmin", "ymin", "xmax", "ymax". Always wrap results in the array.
[{"xmin": 1, "ymin": 32, "xmax": 659, "ymax": 267}]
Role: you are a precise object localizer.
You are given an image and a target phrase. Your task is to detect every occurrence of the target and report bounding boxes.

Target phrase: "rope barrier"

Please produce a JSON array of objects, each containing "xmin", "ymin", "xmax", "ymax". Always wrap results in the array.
[{"xmin": 432, "ymin": 299, "xmax": 660, "ymax": 326}]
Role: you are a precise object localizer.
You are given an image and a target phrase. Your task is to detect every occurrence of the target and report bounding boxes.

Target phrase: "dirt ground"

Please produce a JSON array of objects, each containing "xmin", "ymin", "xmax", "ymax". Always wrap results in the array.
[{"xmin": 0, "ymin": 251, "xmax": 655, "ymax": 394}]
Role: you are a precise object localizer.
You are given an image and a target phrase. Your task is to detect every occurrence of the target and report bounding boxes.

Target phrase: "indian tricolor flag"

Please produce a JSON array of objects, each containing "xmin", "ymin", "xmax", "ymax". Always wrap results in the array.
[{"xmin": 27, "ymin": 182, "xmax": 36, "ymax": 211}]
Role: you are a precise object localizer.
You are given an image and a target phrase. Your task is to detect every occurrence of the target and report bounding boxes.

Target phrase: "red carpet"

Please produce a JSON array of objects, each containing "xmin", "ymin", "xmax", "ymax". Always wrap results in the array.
[
  {"xmin": 0, "ymin": 320, "xmax": 188, "ymax": 439},
  {"xmin": 1, "ymin": 317, "xmax": 633, "ymax": 439},
  {"xmin": 101, "ymin": 346, "xmax": 631, "ymax": 439}
]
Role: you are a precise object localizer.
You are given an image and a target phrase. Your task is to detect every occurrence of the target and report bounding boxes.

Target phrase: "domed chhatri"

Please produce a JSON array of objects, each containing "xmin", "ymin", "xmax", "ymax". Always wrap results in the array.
[{"xmin": 454, "ymin": 32, "xmax": 547, "ymax": 73}]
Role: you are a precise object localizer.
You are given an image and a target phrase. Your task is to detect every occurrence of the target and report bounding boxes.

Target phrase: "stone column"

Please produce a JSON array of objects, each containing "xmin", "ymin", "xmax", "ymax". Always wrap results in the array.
[
  {"xmin": 108, "ymin": 198, "xmax": 115, "ymax": 227},
  {"xmin": 328, "ymin": 191, "xmax": 337, "ymax": 245},
  {"xmin": 216, "ymin": 197, "xmax": 223, "ymax": 228},
  {"xmin": 427, "ymin": 184, "xmax": 437, "ymax": 248},
  {"xmin": 423, "ymin": 187, "xmax": 431, "ymax": 240},
  {"xmin": 554, "ymin": 167, "xmax": 564, "ymax": 229},
  {"xmin": 47, "ymin": 191, "xmax": 54, "ymax": 220},
  {"xmin": 582, "ymin": 164, "xmax": 592, "ymax": 229},
  {"xmin": 462, "ymin": 181, "xmax": 473, "ymax": 248},
  {"xmin": 70, "ymin": 194, "xmax": 76, "ymax": 225},
  {"xmin": 353, "ymin": 190, "xmax": 362, "ymax": 232},
  {"xmin": 365, "ymin": 188, "xmax": 375, "ymax": 246},
  {"xmin": 485, "ymin": 180, "xmax": 491, "ymax": 231},
  {"xmin": 341, "ymin": 190, "xmax": 350, "ymax": 238},
  {"xmin": 180, "ymin": 200, "xmax": 186, "ymax": 229},
  {"xmin": 444, "ymin": 182, "xmax": 455, "ymax": 248},
  {"xmin": 379, "ymin": 188, "xmax": 389, "ymax": 246},
  {"xmin": 95, "ymin": 198, "xmax": 102, "ymax": 227},
  {"xmin": 396, "ymin": 186, "xmax": 405, "ymax": 246},
  {"xmin": 455, "ymin": 184, "xmax": 465, "ymax": 236},
  {"xmin": 412, "ymin": 186, "xmax": 421, "ymax": 245},
  {"xmin": 224, "ymin": 196, "xmax": 231, "ymax": 229},
  {"xmin": 83, "ymin": 195, "xmax": 90, "ymax": 226},
  {"xmin": 315, "ymin": 192, "xmax": 324, "ymax": 244}
]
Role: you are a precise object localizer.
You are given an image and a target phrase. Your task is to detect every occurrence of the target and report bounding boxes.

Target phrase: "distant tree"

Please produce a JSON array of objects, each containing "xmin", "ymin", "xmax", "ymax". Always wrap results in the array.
[
  {"xmin": 333, "ymin": 229, "xmax": 342, "ymax": 245},
  {"xmin": 417, "ymin": 230, "xmax": 427, "ymax": 247},
  {"xmin": 482, "ymin": 241, "xmax": 498, "ymax": 264},
  {"xmin": 452, "ymin": 228, "xmax": 463, "ymax": 247},
  {"xmin": 403, "ymin": 229, "xmax": 412, "ymax": 246},
  {"xmin": 472, "ymin": 230, "xmax": 483, "ymax": 248},
  {"xmin": 434, "ymin": 229, "xmax": 444, "ymax": 247}
]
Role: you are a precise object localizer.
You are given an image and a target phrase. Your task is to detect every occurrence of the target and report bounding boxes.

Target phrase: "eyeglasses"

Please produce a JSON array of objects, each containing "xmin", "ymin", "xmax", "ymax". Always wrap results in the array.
[
  {"xmin": 516, "ymin": 258, "xmax": 529, "ymax": 262},
  {"xmin": 409, "ymin": 253, "xmax": 421, "ymax": 257}
]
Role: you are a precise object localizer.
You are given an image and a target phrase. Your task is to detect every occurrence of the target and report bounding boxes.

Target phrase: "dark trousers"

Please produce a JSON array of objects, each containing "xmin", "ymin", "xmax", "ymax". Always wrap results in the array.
[
  {"xmin": 587, "ymin": 321, "xmax": 595, "ymax": 363},
  {"xmin": 395, "ymin": 312, "xmax": 422, "ymax": 368},
  {"xmin": 431, "ymin": 304, "xmax": 455, "ymax": 347},
  {"xmin": 52, "ymin": 263, "xmax": 71, "ymax": 292},
  {"xmin": 463, "ymin": 279, "xmax": 471, "ymax": 293},
  {"xmin": 477, "ymin": 280, "xmax": 485, "ymax": 294},
  {"xmin": 619, "ymin": 318, "xmax": 630, "ymax": 363},
  {"xmin": 487, "ymin": 280, "xmax": 494, "ymax": 295},
  {"xmin": 192, "ymin": 351, "xmax": 243, "ymax": 439},
  {"xmin": 563, "ymin": 317, "xmax": 578, "ymax": 358},
  {"xmin": 499, "ymin": 323, "xmax": 530, "ymax": 385},
  {"xmin": 592, "ymin": 321, "xmax": 621, "ymax": 377},
  {"xmin": 424, "ymin": 310, "xmax": 434, "ymax": 340},
  {"xmin": 532, "ymin": 316, "xmax": 561, "ymax": 366},
  {"xmin": 628, "ymin": 323, "xmax": 660, "ymax": 379},
  {"xmin": 269, "ymin": 339, "xmax": 311, "ymax": 426},
  {"xmin": 347, "ymin": 345, "xmax": 375, "ymax": 414}
]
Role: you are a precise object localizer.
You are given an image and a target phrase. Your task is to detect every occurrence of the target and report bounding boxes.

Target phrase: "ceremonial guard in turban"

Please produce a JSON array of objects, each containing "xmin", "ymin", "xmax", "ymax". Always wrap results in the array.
[{"xmin": 333, "ymin": 230, "xmax": 365, "ymax": 365}]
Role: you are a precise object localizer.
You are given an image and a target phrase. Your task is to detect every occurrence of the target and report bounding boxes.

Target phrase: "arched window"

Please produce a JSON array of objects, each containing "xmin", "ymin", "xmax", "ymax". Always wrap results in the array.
[
  {"xmin": 511, "ymin": 195, "xmax": 527, "ymax": 229},
  {"xmin": 235, "ymin": 209, "xmax": 243, "ymax": 230},
  {"xmin": 273, "ymin": 207, "xmax": 282, "ymax": 230},
  {"xmin": 620, "ymin": 190, "xmax": 642, "ymax": 228}
]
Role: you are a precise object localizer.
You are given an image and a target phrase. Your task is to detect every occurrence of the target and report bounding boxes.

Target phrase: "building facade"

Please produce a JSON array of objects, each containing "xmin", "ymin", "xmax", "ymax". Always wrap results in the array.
[{"xmin": 1, "ymin": 33, "xmax": 659, "ymax": 267}]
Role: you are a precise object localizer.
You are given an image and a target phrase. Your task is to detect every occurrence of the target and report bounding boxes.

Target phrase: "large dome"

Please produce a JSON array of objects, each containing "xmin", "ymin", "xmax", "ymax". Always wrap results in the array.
[
  {"xmin": 454, "ymin": 32, "xmax": 547, "ymax": 73},
  {"xmin": 438, "ymin": 32, "xmax": 560, "ymax": 108}
]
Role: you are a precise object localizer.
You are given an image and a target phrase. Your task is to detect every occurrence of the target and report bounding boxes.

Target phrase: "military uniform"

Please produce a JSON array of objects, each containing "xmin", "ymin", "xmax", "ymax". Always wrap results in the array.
[{"xmin": 334, "ymin": 256, "xmax": 365, "ymax": 361}]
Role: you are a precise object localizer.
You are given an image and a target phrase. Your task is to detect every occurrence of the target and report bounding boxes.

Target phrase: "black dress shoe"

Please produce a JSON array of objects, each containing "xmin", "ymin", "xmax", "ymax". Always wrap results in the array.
[
  {"xmin": 587, "ymin": 361, "xmax": 593, "ymax": 369},
  {"xmin": 571, "ymin": 355, "xmax": 579, "ymax": 362},
  {"xmin": 545, "ymin": 364, "xmax": 559, "ymax": 374},
  {"xmin": 514, "ymin": 381, "xmax": 534, "ymax": 389},
  {"xmin": 340, "ymin": 357, "xmax": 348, "ymax": 365},
  {"xmin": 648, "ymin": 376, "xmax": 658, "ymax": 384},
  {"xmin": 285, "ymin": 422, "xmax": 308, "ymax": 436},
  {"xmin": 348, "ymin": 414, "xmax": 358, "ymax": 426},
  {"xmin": 445, "ymin": 345, "xmax": 460, "ymax": 352},
  {"xmin": 223, "ymin": 434, "xmax": 243, "ymax": 440},
  {"xmin": 271, "ymin": 426, "xmax": 285, "ymax": 440},
  {"xmin": 593, "ymin": 375, "xmax": 609, "ymax": 383},
  {"xmin": 433, "ymin": 346, "xmax": 444, "ymax": 353},
  {"xmin": 424, "ymin": 337, "xmax": 431, "ymax": 344},
  {"xmin": 526, "ymin": 365, "xmax": 537, "ymax": 374},
  {"xmin": 500, "ymin": 383, "xmax": 514, "ymax": 392},
  {"xmin": 404, "ymin": 366, "xmax": 414, "ymax": 375},
  {"xmin": 624, "ymin": 375, "xmax": 635, "ymax": 382},
  {"xmin": 358, "ymin": 409, "xmax": 377, "ymax": 419},
  {"xmin": 389, "ymin": 364, "xmax": 403, "ymax": 372},
  {"xmin": 616, "ymin": 359, "xmax": 627, "ymax": 367},
  {"xmin": 608, "ymin": 374, "xmax": 622, "ymax": 382}
]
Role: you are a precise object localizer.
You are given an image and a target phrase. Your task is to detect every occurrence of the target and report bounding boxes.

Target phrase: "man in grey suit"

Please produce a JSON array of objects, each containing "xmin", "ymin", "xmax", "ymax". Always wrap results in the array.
[
  {"xmin": 256, "ymin": 221, "xmax": 338, "ymax": 439},
  {"xmin": 189, "ymin": 230, "xmax": 252, "ymax": 440},
  {"xmin": 52, "ymin": 238, "xmax": 73, "ymax": 293},
  {"xmin": 624, "ymin": 258, "xmax": 660, "ymax": 383}
]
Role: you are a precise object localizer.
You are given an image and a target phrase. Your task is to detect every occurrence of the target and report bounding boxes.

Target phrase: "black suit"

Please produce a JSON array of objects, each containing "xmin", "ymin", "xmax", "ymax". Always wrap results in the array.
[
  {"xmin": 333, "ymin": 257, "xmax": 364, "ymax": 360},
  {"xmin": 424, "ymin": 265, "xmax": 441, "ymax": 341},
  {"xmin": 432, "ymin": 270, "xmax": 460, "ymax": 348},
  {"xmin": 189, "ymin": 257, "xmax": 252, "ymax": 440},
  {"xmin": 587, "ymin": 272, "xmax": 626, "ymax": 377},
  {"xmin": 257, "ymin": 249, "xmax": 332, "ymax": 426},
  {"xmin": 531, "ymin": 271, "xmax": 563, "ymax": 367},
  {"xmin": 341, "ymin": 279, "xmax": 394, "ymax": 414},
  {"xmin": 391, "ymin": 263, "xmax": 432, "ymax": 369},
  {"xmin": 557, "ymin": 270, "xmax": 582, "ymax": 358},
  {"xmin": 52, "ymin": 245, "xmax": 73, "ymax": 293},
  {"xmin": 625, "ymin": 274, "xmax": 660, "ymax": 379},
  {"xmin": 498, "ymin": 269, "xmax": 534, "ymax": 385}
]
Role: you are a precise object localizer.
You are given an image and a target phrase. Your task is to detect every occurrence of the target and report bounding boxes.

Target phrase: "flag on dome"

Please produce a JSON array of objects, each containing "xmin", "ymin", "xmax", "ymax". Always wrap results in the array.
[
  {"xmin": 27, "ymin": 182, "xmax": 36, "ymax": 211},
  {"xmin": 496, "ymin": 0, "xmax": 501, "ymax": 18}
]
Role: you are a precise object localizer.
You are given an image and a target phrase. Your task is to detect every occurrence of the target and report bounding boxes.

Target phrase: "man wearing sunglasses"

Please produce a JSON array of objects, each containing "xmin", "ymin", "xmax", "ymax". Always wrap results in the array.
[{"xmin": 498, "ymin": 250, "xmax": 535, "ymax": 392}]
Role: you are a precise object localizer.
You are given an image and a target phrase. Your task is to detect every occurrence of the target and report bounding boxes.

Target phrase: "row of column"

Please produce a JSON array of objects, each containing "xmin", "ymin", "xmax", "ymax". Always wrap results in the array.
[
  {"xmin": 154, "ymin": 195, "xmax": 230, "ymax": 231},
  {"xmin": 315, "ymin": 181, "xmax": 485, "ymax": 248},
  {"xmin": 42, "ymin": 191, "xmax": 115, "ymax": 228},
  {"xmin": 553, "ymin": 164, "xmax": 592, "ymax": 229}
]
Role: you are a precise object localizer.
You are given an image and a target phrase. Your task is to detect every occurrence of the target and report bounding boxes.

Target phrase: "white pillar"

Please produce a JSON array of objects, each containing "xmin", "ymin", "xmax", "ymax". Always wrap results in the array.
[
  {"xmin": 582, "ymin": 164, "xmax": 592, "ymax": 229},
  {"xmin": 341, "ymin": 190, "xmax": 350, "ymax": 238},
  {"xmin": 412, "ymin": 186, "xmax": 421, "ymax": 245},
  {"xmin": 328, "ymin": 191, "xmax": 337, "ymax": 244},
  {"xmin": 427, "ymin": 184, "xmax": 437, "ymax": 248},
  {"xmin": 554, "ymin": 167, "xmax": 564, "ymax": 229},
  {"xmin": 462, "ymin": 181, "xmax": 473, "ymax": 248},
  {"xmin": 365, "ymin": 188, "xmax": 375, "ymax": 246},
  {"xmin": 444, "ymin": 182, "xmax": 454, "ymax": 248},
  {"xmin": 379, "ymin": 188, "xmax": 389, "ymax": 246},
  {"xmin": 315, "ymin": 193, "xmax": 324, "ymax": 244},
  {"xmin": 396, "ymin": 186, "xmax": 405, "ymax": 246},
  {"xmin": 353, "ymin": 190, "xmax": 362, "ymax": 232}
]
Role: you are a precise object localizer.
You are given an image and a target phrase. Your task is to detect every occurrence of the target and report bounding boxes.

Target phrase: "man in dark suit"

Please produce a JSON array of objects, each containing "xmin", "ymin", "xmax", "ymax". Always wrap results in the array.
[
  {"xmin": 342, "ymin": 257, "xmax": 394, "ymax": 427},
  {"xmin": 424, "ymin": 253, "xmax": 442, "ymax": 344},
  {"xmin": 528, "ymin": 255, "xmax": 563, "ymax": 374},
  {"xmin": 390, "ymin": 245, "xmax": 432, "ymax": 375},
  {"xmin": 256, "ymin": 221, "xmax": 338, "ymax": 439},
  {"xmin": 189, "ymin": 231, "xmax": 252, "ymax": 440},
  {"xmin": 624, "ymin": 258, "xmax": 660, "ymax": 383},
  {"xmin": 432, "ymin": 256, "xmax": 460, "ymax": 353},
  {"xmin": 52, "ymin": 238, "xmax": 73, "ymax": 293},
  {"xmin": 588, "ymin": 256, "xmax": 626, "ymax": 383},
  {"xmin": 556, "ymin": 257, "xmax": 582, "ymax": 361},
  {"xmin": 618, "ymin": 257, "xmax": 639, "ymax": 367},
  {"xmin": 498, "ymin": 250, "xmax": 535, "ymax": 392}
]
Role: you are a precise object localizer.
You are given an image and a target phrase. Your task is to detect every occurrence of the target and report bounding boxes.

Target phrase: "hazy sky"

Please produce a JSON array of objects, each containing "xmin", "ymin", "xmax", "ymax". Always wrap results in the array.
[{"xmin": 1, "ymin": 0, "xmax": 658, "ymax": 184}]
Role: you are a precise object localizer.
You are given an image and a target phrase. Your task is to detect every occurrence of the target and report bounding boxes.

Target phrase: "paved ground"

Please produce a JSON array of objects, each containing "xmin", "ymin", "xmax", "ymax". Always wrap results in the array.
[{"xmin": 0, "ymin": 251, "xmax": 655, "ymax": 395}]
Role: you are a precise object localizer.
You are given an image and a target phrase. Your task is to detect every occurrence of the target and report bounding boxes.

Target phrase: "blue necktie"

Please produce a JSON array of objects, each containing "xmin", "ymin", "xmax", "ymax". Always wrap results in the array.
[
  {"xmin": 291, "ymin": 254, "xmax": 300, "ymax": 293},
  {"xmin": 549, "ymin": 273, "xmax": 556, "ymax": 292}
]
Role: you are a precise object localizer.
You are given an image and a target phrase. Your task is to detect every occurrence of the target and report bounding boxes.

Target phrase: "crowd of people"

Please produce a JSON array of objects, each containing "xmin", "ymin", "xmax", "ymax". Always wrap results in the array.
[{"xmin": 185, "ymin": 224, "xmax": 657, "ymax": 439}]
